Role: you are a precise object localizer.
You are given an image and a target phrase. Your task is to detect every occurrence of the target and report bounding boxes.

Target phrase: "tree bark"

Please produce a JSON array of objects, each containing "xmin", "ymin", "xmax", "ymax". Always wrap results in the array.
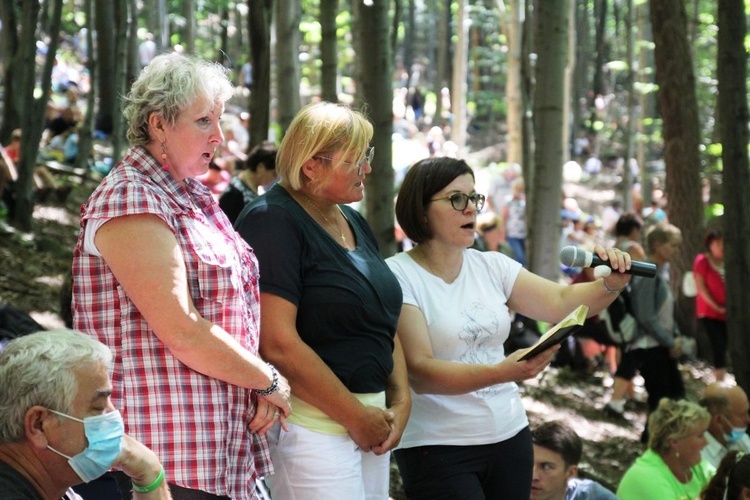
[
  {"xmin": 248, "ymin": 0, "xmax": 271, "ymax": 149},
  {"xmin": 528, "ymin": 0, "xmax": 570, "ymax": 280},
  {"xmin": 649, "ymin": 0, "xmax": 704, "ymax": 336},
  {"xmin": 717, "ymin": 0, "xmax": 750, "ymax": 396},
  {"xmin": 504, "ymin": 0, "xmax": 523, "ymax": 166},
  {"xmin": 94, "ymin": 0, "xmax": 117, "ymax": 135},
  {"xmin": 0, "ymin": 2, "xmax": 20, "ymax": 144},
  {"xmin": 275, "ymin": 0, "xmax": 301, "ymax": 134},
  {"xmin": 319, "ymin": 0, "xmax": 339, "ymax": 102},
  {"xmin": 353, "ymin": 0, "xmax": 396, "ymax": 257}
]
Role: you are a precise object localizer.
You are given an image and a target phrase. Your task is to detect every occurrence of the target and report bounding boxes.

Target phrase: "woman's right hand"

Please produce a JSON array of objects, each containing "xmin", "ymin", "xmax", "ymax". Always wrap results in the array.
[
  {"xmin": 500, "ymin": 344, "xmax": 560, "ymax": 382},
  {"xmin": 347, "ymin": 406, "xmax": 394, "ymax": 452}
]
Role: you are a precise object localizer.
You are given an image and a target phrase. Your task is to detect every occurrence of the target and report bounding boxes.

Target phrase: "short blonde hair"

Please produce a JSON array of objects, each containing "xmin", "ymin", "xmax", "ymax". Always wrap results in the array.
[
  {"xmin": 647, "ymin": 398, "xmax": 710, "ymax": 456},
  {"xmin": 123, "ymin": 53, "xmax": 234, "ymax": 146},
  {"xmin": 645, "ymin": 222, "xmax": 681, "ymax": 256},
  {"xmin": 276, "ymin": 102, "xmax": 373, "ymax": 193}
]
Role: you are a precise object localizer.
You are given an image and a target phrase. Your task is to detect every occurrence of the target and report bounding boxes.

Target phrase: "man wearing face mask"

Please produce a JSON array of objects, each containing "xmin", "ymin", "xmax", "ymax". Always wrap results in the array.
[
  {"xmin": 0, "ymin": 329, "xmax": 171, "ymax": 499},
  {"xmin": 699, "ymin": 382, "xmax": 750, "ymax": 468}
]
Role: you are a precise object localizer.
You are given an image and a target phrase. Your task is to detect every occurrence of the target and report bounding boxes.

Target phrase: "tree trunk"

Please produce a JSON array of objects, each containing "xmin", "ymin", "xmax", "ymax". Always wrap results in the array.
[
  {"xmin": 433, "ymin": 0, "xmax": 451, "ymax": 127},
  {"xmin": 504, "ymin": 0, "xmax": 523, "ymax": 166},
  {"xmin": 0, "ymin": 2, "xmax": 20, "ymax": 144},
  {"xmin": 183, "ymin": 0, "xmax": 195, "ymax": 54},
  {"xmin": 621, "ymin": 0, "xmax": 635, "ymax": 210},
  {"xmin": 319, "ymin": 0, "xmax": 338, "ymax": 102},
  {"xmin": 75, "ymin": 0, "xmax": 96, "ymax": 174},
  {"xmin": 94, "ymin": 0, "xmax": 116, "ymax": 135},
  {"xmin": 717, "ymin": 0, "xmax": 750, "ymax": 396},
  {"xmin": 14, "ymin": 0, "xmax": 62, "ymax": 231},
  {"xmin": 528, "ymin": 0, "xmax": 570, "ymax": 280},
  {"xmin": 353, "ymin": 0, "xmax": 395, "ymax": 257},
  {"xmin": 450, "ymin": 0, "xmax": 468, "ymax": 150},
  {"xmin": 248, "ymin": 0, "xmax": 271, "ymax": 149},
  {"xmin": 111, "ymin": 0, "xmax": 130, "ymax": 163},
  {"xmin": 275, "ymin": 0, "xmax": 301, "ymax": 134},
  {"xmin": 649, "ymin": 0, "xmax": 704, "ymax": 336}
]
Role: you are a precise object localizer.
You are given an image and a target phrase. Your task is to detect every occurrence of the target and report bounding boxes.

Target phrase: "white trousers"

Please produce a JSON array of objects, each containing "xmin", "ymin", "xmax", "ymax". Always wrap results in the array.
[{"xmin": 263, "ymin": 422, "xmax": 391, "ymax": 500}]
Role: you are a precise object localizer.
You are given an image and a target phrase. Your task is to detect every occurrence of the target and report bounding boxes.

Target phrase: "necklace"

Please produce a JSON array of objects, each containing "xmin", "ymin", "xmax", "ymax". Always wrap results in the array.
[{"xmin": 301, "ymin": 193, "xmax": 347, "ymax": 243}]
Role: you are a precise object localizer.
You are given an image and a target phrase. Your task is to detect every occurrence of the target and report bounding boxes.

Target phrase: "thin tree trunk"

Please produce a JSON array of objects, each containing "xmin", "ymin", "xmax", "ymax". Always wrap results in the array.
[
  {"xmin": 718, "ymin": 0, "xmax": 750, "ymax": 396},
  {"xmin": 528, "ymin": 0, "xmax": 569, "ymax": 280},
  {"xmin": 75, "ymin": 0, "xmax": 96, "ymax": 174},
  {"xmin": 248, "ymin": 0, "xmax": 271, "ymax": 149},
  {"xmin": 275, "ymin": 0, "xmax": 301, "ymax": 134},
  {"xmin": 15, "ymin": 0, "xmax": 63, "ymax": 231},
  {"xmin": 319, "ymin": 0, "xmax": 338, "ymax": 102},
  {"xmin": 649, "ymin": 0, "xmax": 704, "ymax": 336},
  {"xmin": 503, "ymin": 0, "xmax": 523, "ymax": 165},
  {"xmin": 353, "ymin": 0, "xmax": 395, "ymax": 256},
  {"xmin": 451, "ymin": 0, "xmax": 468, "ymax": 151}
]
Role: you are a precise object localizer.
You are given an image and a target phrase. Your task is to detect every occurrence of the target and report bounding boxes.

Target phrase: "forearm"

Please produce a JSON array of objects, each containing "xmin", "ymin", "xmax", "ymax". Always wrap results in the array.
[
  {"xmin": 161, "ymin": 315, "xmax": 275, "ymax": 391},
  {"xmin": 262, "ymin": 337, "xmax": 368, "ymax": 429},
  {"xmin": 408, "ymin": 357, "xmax": 511, "ymax": 395},
  {"xmin": 386, "ymin": 336, "xmax": 411, "ymax": 415}
]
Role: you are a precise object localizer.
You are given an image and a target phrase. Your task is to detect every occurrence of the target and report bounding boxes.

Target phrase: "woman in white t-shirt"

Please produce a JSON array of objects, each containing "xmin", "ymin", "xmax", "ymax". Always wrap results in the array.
[{"xmin": 386, "ymin": 157, "xmax": 632, "ymax": 500}]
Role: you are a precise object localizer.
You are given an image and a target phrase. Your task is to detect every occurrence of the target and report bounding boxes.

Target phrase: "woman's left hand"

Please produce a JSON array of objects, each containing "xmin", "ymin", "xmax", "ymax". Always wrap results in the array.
[
  {"xmin": 371, "ymin": 400, "xmax": 410, "ymax": 456},
  {"xmin": 594, "ymin": 245, "xmax": 632, "ymax": 291}
]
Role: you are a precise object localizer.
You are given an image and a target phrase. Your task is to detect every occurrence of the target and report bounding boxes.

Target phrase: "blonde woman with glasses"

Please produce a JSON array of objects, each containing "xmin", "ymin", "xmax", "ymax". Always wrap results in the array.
[{"xmin": 235, "ymin": 102, "xmax": 410, "ymax": 499}]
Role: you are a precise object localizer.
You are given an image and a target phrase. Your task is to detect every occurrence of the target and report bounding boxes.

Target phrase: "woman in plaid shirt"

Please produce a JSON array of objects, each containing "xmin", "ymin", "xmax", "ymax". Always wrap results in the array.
[{"xmin": 71, "ymin": 53, "xmax": 291, "ymax": 500}]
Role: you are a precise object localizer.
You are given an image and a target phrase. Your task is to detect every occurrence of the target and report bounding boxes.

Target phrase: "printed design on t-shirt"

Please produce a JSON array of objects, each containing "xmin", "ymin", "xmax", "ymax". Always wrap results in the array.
[{"xmin": 458, "ymin": 301, "xmax": 502, "ymax": 398}]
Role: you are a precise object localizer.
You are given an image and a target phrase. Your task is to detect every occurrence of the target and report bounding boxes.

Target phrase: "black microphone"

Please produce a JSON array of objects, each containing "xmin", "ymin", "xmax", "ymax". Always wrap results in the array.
[{"xmin": 559, "ymin": 246, "xmax": 657, "ymax": 278}]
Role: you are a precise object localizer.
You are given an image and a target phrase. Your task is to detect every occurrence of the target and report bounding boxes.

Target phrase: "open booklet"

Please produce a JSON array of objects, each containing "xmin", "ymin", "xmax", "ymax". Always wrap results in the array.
[{"xmin": 517, "ymin": 304, "xmax": 590, "ymax": 361}]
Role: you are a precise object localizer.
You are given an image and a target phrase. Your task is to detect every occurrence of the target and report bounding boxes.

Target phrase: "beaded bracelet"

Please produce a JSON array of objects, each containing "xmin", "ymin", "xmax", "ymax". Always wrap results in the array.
[
  {"xmin": 256, "ymin": 363, "xmax": 279, "ymax": 396},
  {"xmin": 132, "ymin": 467, "xmax": 165, "ymax": 494},
  {"xmin": 603, "ymin": 280, "xmax": 626, "ymax": 294}
]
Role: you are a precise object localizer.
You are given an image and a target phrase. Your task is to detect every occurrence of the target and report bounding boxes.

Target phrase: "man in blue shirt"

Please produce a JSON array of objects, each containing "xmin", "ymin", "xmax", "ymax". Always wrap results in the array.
[{"xmin": 531, "ymin": 421, "xmax": 617, "ymax": 500}]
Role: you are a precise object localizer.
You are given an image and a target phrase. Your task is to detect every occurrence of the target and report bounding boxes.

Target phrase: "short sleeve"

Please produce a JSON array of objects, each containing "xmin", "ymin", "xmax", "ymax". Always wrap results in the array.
[{"xmin": 235, "ymin": 202, "xmax": 304, "ymax": 307}]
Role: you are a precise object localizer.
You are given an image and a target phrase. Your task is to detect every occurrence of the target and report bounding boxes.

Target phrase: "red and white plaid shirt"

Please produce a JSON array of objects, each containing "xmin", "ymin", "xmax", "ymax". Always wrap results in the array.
[{"xmin": 72, "ymin": 147, "xmax": 268, "ymax": 499}]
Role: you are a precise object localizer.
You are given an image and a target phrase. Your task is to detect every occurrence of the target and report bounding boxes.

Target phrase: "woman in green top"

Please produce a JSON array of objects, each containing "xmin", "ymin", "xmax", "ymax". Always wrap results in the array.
[{"xmin": 618, "ymin": 398, "xmax": 715, "ymax": 500}]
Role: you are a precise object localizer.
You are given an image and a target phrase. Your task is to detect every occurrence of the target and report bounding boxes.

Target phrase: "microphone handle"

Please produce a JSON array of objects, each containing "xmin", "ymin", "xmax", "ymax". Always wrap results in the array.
[{"xmin": 590, "ymin": 255, "xmax": 657, "ymax": 278}]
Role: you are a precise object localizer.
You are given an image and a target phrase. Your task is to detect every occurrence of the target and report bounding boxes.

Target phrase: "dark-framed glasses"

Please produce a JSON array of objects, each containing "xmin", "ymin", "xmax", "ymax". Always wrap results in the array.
[
  {"xmin": 314, "ymin": 146, "xmax": 374, "ymax": 176},
  {"xmin": 431, "ymin": 192, "xmax": 486, "ymax": 211}
]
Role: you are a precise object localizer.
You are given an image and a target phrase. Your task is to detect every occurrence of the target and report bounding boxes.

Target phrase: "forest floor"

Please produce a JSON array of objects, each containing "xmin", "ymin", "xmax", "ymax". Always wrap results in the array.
[{"xmin": 0, "ymin": 169, "xmax": 717, "ymax": 499}]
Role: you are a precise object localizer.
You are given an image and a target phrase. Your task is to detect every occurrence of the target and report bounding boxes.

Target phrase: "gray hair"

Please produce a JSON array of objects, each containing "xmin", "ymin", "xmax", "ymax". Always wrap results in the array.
[
  {"xmin": 123, "ymin": 52, "xmax": 234, "ymax": 146},
  {"xmin": 0, "ymin": 329, "xmax": 112, "ymax": 444}
]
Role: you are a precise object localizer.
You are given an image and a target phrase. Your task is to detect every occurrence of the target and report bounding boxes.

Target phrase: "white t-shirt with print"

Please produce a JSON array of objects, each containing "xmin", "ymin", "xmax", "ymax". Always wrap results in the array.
[{"xmin": 386, "ymin": 249, "xmax": 527, "ymax": 449}]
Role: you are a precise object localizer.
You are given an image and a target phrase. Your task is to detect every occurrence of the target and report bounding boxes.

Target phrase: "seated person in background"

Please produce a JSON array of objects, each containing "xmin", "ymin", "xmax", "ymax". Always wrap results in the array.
[
  {"xmin": 219, "ymin": 141, "xmax": 278, "ymax": 225},
  {"xmin": 699, "ymin": 382, "xmax": 750, "ymax": 468},
  {"xmin": 531, "ymin": 420, "xmax": 617, "ymax": 500},
  {"xmin": 0, "ymin": 329, "xmax": 171, "ymax": 499},
  {"xmin": 617, "ymin": 398, "xmax": 715, "ymax": 500},
  {"xmin": 3, "ymin": 129, "xmax": 22, "ymax": 164},
  {"xmin": 195, "ymin": 159, "xmax": 231, "ymax": 201},
  {"xmin": 699, "ymin": 451, "xmax": 750, "ymax": 500},
  {"xmin": 474, "ymin": 211, "xmax": 514, "ymax": 258}
]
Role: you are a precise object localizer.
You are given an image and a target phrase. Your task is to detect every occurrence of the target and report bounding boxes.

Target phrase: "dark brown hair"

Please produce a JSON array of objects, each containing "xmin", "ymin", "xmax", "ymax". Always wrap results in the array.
[{"xmin": 395, "ymin": 157, "xmax": 475, "ymax": 244}]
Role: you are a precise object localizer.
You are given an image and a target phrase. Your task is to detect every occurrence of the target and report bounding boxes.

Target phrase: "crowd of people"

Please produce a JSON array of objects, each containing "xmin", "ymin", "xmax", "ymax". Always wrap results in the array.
[{"xmin": 0, "ymin": 50, "xmax": 745, "ymax": 500}]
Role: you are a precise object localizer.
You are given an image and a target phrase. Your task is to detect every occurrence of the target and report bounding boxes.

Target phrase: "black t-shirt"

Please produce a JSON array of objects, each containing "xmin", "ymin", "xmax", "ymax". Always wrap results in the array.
[
  {"xmin": 235, "ymin": 184, "xmax": 402, "ymax": 393},
  {"xmin": 0, "ymin": 459, "xmax": 83, "ymax": 500}
]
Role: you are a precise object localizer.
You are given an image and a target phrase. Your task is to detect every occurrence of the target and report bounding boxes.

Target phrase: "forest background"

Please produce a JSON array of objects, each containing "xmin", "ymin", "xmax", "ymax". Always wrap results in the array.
[{"xmin": 0, "ymin": 0, "xmax": 749, "ymax": 493}]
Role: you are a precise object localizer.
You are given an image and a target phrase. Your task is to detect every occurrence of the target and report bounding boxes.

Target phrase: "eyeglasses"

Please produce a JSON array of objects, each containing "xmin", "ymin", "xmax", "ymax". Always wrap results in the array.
[
  {"xmin": 314, "ymin": 146, "xmax": 375, "ymax": 176},
  {"xmin": 430, "ymin": 192, "xmax": 486, "ymax": 211}
]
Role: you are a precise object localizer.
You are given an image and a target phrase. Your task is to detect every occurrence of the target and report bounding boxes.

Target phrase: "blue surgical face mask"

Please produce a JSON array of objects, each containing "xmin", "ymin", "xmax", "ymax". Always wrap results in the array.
[
  {"xmin": 722, "ymin": 415, "xmax": 748, "ymax": 444},
  {"xmin": 46, "ymin": 409, "xmax": 124, "ymax": 483}
]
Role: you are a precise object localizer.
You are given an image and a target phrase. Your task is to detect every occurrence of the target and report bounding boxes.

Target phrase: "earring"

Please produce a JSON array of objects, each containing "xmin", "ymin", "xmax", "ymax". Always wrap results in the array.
[
  {"xmin": 161, "ymin": 142, "xmax": 169, "ymax": 171},
  {"xmin": 675, "ymin": 451, "xmax": 680, "ymax": 459}
]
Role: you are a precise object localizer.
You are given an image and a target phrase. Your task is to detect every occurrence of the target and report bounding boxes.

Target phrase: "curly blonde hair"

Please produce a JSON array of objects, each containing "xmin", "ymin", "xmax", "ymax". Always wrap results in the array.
[
  {"xmin": 648, "ymin": 398, "xmax": 710, "ymax": 456},
  {"xmin": 123, "ymin": 53, "xmax": 233, "ymax": 146}
]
